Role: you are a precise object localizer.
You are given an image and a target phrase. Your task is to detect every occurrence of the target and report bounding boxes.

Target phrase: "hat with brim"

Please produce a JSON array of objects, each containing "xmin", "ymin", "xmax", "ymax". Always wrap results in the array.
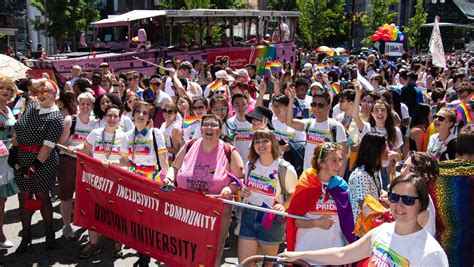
[
  {"xmin": 215, "ymin": 70, "xmax": 234, "ymax": 81},
  {"xmin": 245, "ymin": 106, "xmax": 274, "ymax": 130}
]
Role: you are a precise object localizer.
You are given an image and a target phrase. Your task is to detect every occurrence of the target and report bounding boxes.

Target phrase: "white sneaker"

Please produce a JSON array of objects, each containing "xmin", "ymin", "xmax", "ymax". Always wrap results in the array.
[
  {"xmin": 63, "ymin": 225, "xmax": 77, "ymax": 240},
  {"xmin": 0, "ymin": 240, "xmax": 14, "ymax": 249}
]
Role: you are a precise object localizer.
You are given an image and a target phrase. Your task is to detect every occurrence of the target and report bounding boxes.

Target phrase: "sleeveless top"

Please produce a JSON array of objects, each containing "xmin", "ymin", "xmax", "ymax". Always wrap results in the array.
[{"xmin": 176, "ymin": 138, "xmax": 230, "ymax": 195}]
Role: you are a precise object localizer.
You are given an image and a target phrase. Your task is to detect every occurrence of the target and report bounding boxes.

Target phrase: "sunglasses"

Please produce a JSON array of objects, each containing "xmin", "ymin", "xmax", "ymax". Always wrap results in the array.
[
  {"xmin": 388, "ymin": 193, "xmax": 420, "ymax": 206},
  {"xmin": 433, "ymin": 115, "xmax": 446, "ymax": 122},
  {"xmin": 215, "ymin": 90, "xmax": 226, "ymax": 94},
  {"xmin": 127, "ymin": 99, "xmax": 138, "ymax": 104},
  {"xmin": 163, "ymin": 109, "xmax": 176, "ymax": 114},
  {"xmin": 310, "ymin": 102, "xmax": 326, "ymax": 109},
  {"xmin": 318, "ymin": 142, "xmax": 342, "ymax": 160},
  {"xmin": 201, "ymin": 123, "xmax": 220, "ymax": 129},
  {"xmin": 127, "ymin": 78, "xmax": 135, "ymax": 81}
]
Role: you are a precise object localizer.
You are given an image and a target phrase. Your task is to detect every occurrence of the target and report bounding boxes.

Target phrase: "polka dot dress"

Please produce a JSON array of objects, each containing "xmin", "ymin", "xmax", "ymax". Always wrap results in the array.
[{"xmin": 13, "ymin": 104, "xmax": 64, "ymax": 193}]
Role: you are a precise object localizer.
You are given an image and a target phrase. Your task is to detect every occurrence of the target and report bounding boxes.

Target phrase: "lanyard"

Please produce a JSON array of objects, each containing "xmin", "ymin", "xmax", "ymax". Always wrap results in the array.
[{"xmin": 101, "ymin": 129, "xmax": 116, "ymax": 160}]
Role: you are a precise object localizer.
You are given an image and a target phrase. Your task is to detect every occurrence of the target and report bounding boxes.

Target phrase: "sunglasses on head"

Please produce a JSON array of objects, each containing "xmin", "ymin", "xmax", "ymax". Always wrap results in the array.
[
  {"xmin": 388, "ymin": 193, "xmax": 420, "ymax": 206},
  {"xmin": 310, "ymin": 102, "xmax": 326, "ymax": 109},
  {"xmin": 433, "ymin": 114, "xmax": 446, "ymax": 122}
]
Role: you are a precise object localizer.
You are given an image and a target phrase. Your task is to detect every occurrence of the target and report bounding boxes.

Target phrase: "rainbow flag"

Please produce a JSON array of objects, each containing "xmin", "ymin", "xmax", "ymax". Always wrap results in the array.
[
  {"xmin": 262, "ymin": 60, "xmax": 282, "ymax": 77},
  {"xmin": 317, "ymin": 63, "xmax": 331, "ymax": 73},
  {"xmin": 183, "ymin": 115, "xmax": 202, "ymax": 129},
  {"xmin": 226, "ymin": 170, "xmax": 245, "ymax": 188},
  {"xmin": 423, "ymin": 91, "xmax": 432, "ymax": 104},
  {"xmin": 210, "ymin": 79, "xmax": 223, "ymax": 92},
  {"xmin": 13, "ymin": 97, "xmax": 25, "ymax": 115},
  {"xmin": 457, "ymin": 101, "xmax": 472, "ymax": 124},
  {"xmin": 331, "ymin": 83, "xmax": 341, "ymax": 95}
]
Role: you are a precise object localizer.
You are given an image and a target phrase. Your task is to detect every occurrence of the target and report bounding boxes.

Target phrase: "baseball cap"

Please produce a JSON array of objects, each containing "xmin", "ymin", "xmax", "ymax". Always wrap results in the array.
[
  {"xmin": 215, "ymin": 70, "xmax": 234, "ymax": 81},
  {"xmin": 303, "ymin": 63, "xmax": 312, "ymax": 71},
  {"xmin": 178, "ymin": 61, "xmax": 193, "ymax": 70},
  {"xmin": 310, "ymin": 81, "xmax": 323, "ymax": 89}
]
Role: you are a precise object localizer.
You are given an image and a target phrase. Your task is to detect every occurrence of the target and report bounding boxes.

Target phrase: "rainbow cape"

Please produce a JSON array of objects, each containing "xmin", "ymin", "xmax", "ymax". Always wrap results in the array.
[
  {"xmin": 429, "ymin": 160, "xmax": 474, "ymax": 266},
  {"xmin": 210, "ymin": 79, "xmax": 223, "ymax": 92},
  {"xmin": 331, "ymin": 83, "xmax": 341, "ymax": 95},
  {"xmin": 317, "ymin": 63, "xmax": 331, "ymax": 73},
  {"xmin": 457, "ymin": 101, "xmax": 472, "ymax": 124},
  {"xmin": 286, "ymin": 168, "xmax": 355, "ymax": 251},
  {"xmin": 183, "ymin": 115, "xmax": 202, "ymax": 129}
]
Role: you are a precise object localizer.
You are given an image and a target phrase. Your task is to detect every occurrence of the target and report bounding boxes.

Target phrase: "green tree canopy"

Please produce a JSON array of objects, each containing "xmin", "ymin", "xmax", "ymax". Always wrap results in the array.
[
  {"xmin": 296, "ymin": 0, "xmax": 348, "ymax": 47},
  {"xmin": 403, "ymin": 0, "xmax": 427, "ymax": 51},
  {"xmin": 30, "ymin": 0, "xmax": 100, "ymax": 49},
  {"xmin": 360, "ymin": 0, "xmax": 399, "ymax": 45}
]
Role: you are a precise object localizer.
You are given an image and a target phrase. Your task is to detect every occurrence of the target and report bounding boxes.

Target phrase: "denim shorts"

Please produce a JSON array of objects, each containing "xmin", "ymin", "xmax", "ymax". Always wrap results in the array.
[{"xmin": 238, "ymin": 207, "xmax": 285, "ymax": 244}]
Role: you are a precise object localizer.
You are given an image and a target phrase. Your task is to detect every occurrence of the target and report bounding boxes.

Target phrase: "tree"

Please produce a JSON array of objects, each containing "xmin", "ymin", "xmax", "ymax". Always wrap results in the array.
[
  {"xmin": 403, "ymin": 0, "xmax": 427, "ymax": 51},
  {"xmin": 267, "ymin": 0, "xmax": 297, "ymax": 10},
  {"xmin": 296, "ymin": 0, "xmax": 348, "ymax": 47},
  {"xmin": 360, "ymin": 0, "xmax": 399, "ymax": 45},
  {"xmin": 29, "ymin": 0, "xmax": 100, "ymax": 51}
]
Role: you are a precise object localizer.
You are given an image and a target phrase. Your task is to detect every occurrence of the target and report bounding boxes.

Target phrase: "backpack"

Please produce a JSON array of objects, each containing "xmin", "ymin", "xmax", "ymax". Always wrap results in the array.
[
  {"xmin": 247, "ymin": 159, "xmax": 291, "ymax": 202},
  {"xmin": 185, "ymin": 138, "xmax": 233, "ymax": 164},
  {"xmin": 283, "ymin": 140, "xmax": 305, "ymax": 177}
]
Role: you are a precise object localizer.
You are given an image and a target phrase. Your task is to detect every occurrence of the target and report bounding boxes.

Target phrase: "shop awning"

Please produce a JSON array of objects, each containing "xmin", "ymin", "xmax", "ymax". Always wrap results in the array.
[{"xmin": 453, "ymin": 0, "xmax": 474, "ymax": 20}]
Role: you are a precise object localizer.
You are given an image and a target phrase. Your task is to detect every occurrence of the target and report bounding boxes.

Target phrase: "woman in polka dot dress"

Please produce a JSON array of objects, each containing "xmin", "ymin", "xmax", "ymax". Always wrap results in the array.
[{"xmin": 10, "ymin": 79, "xmax": 64, "ymax": 253}]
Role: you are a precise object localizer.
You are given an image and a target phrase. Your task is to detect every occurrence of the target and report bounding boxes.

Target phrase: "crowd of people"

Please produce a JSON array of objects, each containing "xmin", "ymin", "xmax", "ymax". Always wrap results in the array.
[{"xmin": 0, "ymin": 48, "xmax": 473, "ymax": 266}]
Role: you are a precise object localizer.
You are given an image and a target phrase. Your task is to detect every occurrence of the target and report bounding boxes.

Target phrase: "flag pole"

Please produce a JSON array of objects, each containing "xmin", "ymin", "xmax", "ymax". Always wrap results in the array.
[{"xmin": 218, "ymin": 198, "xmax": 311, "ymax": 220}]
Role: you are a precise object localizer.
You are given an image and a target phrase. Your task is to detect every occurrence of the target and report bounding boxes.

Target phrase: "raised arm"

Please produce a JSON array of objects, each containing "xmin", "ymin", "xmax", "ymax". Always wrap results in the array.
[
  {"xmin": 352, "ymin": 81, "xmax": 365, "ymax": 132},
  {"xmin": 285, "ymin": 86, "xmax": 306, "ymax": 131}
]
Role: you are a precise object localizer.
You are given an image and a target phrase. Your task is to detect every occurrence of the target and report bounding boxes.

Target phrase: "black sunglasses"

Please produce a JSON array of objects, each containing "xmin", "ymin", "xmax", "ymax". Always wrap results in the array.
[
  {"xmin": 433, "ymin": 115, "xmax": 446, "ymax": 122},
  {"xmin": 310, "ymin": 102, "xmax": 326, "ymax": 109},
  {"xmin": 162, "ymin": 109, "xmax": 176, "ymax": 114},
  {"xmin": 388, "ymin": 193, "xmax": 420, "ymax": 206}
]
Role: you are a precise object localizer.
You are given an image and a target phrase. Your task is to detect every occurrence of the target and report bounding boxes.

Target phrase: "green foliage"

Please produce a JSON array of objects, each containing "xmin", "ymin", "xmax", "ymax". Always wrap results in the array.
[
  {"xmin": 403, "ymin": 0, "xmax": 427, "ymax": 49},
  {"xmin": 29, "ymin": 0, "xmax": 100, "ymax": 46},
  {"xmin": 360, "ymin": 0, "xmax": 399, "ymax": 45},
  {"xmin": 267, "ymin": 0, "xmax": 297, "ymax": 10},
  {"xmin": 296, "ymin": 0, "xmax": 348, "ymax": 47},
  {"xmin": 184, "ymin": 0, "xmax": 212, "ymax": 9}
]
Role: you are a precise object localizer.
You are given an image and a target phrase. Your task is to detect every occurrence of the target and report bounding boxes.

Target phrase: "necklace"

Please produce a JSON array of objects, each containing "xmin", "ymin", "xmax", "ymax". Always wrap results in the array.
[
  {"xmin": 101, "ymin": 128, "xmax": 116, "ymax": 160},
  {"xmin": 428, "ymin": 134, "xmax": 450, "ymax": 160},
  {"xmin": 130, "ymin": 128, "xmax": 148, "ymax": 172}
]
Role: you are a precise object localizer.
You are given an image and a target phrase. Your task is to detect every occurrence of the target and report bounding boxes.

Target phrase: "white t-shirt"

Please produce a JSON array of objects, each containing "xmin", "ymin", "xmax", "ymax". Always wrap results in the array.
[
  {"xmin": 400, "ymin": 103, "xmax": 410, "ymax": 120},
  {"xmin": 427, "ymin": 133, "xmax": 457, "ymax": 161},
  {"xmin": 369, "ymin": 222, "xmax": 449, "ymax": 266},
  {"xmin": 227, "ymin": 116, "xmax": 253, "ymax": 165},
  {"xmin": 332, "ymin": 103, "xmax": 343, "ymax": 119},
  {"xmin": 303, "ymin": 118, "xmax": 347, "ymax": 170},
  {"xmin": 184, "ymin": 122, "xmax": 200, "ymax": 141},
  {"xmin": 86, "ymin": 128, "xmax": 124, "ymax": 162},
  {"xmin": 272, "ymin": 117, "xmax": 306, "ymax": 143},
  {"xmin": 295, "ymin": 181, "xmax": 344, "ymax": 254},
  {"xmin": 120, "ymin": 128, "xmax": 167, "ymax": 167},
  {"xmin": 244, "ymin": 159, "xmax": 297, "ymax": 208},
  {"xmin": 154, "ymin": 90, "xmax": 172, "ymax": 109},
  {"xmin": 68, "ymin": 115, "xmax": 96, "ymax": 147},
  {"xmin": 295, "ymin": 95, "xmax": 313, "ymax": 117},
  {"xmin": 425, "ymin": 196, "xmax": 436, "ymax": 237},
  {"xmin": 160, "ymin": 120, "xmax": 181, "ymax": 162},
  {"xmin": 164, "ymin": 76, "xmax": 174, "ymax": 97},
  {"xmin": 94, "ymin": 115, "xmax": 134, "ymax": 133}
]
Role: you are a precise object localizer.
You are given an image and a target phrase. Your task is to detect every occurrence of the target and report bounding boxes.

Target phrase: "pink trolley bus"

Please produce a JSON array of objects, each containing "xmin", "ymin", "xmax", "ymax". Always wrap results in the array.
[{"xmin": 25, "ymin": 9, "xmax": 299, "ymax": 85}]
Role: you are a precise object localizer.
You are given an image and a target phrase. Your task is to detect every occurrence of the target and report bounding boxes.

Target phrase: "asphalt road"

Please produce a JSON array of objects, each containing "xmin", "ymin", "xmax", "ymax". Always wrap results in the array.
[{"xmin": 0, "ymin": 191, "xmax": 241, "ymax": 266}]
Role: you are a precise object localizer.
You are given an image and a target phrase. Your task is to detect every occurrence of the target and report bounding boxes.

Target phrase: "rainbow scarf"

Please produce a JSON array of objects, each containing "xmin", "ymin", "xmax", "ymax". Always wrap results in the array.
[
  {"xmin": 262, "ymin": 60, "xmax": 282, "ymax": 77},
  {"xmin": 183, "ymin": 115, "xmax": 202, "ymax": 129},
  {"xmin": 210, "ymin": 79, "xmax": 223, "ymax": 93},
  {"xmin": 457, "ymin": 101, "xmax": 472, "ymax": 124},
  {"xmin": 331, "ymin": 83, "xmax": 341, "ymax": 95},
  {"xmin": 429, "ymin": 160, "xmax": 474, "ymax": 266},
  {"xmin": 286, "ymin": 168, "xmax": 355, "ymax": 251},
  {"xmin": 317, "ymin": 63, "xmax": 331, "ymax": 73}
]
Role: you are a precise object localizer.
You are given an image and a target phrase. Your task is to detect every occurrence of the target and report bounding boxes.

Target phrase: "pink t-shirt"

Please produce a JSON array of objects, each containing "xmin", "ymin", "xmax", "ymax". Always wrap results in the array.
[{"xmin": 176, "ymin": 139, "xmax": 231, "ymax": 195}]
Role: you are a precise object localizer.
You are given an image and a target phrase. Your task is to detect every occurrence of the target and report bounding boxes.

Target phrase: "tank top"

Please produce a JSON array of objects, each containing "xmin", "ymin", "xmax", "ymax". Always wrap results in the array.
[{"xmin": 176, "ymin": 139, "xmax": 230, "ymax": 195}]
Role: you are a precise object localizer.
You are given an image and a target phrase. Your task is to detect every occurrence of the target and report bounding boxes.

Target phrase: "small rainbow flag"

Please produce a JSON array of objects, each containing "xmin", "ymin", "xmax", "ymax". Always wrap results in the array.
[
  {"xmin": 210, "ymin": 79, "xmax": 223, "ymax": 92},
  {"xmin": 331, "ymin": 83, "xmax": 340, "ymax": 95},
  {"xmin": 317, "ymin": 63, "xmax": 331, "ymax": 73},
  {"xmin": 262, "ymin": 61, "xmax": 283, "ymax": 76},
  {"xmin": 423, "ymin": 91, "xmax": 432, "ymax": 104},
  {"xmin": 183, "ymin": 115, "xmax": 203, "ymax": 129},
  {"xmin": 457, "ymin": 101, "xmax": 472, "ymax": 124},
  {"xmin": 13, "ymin": 97, "xmax": 25, "ymax": 115},
  {"xmin": 226, "ymin": 170, "xmax": 245, "ymax": 188}
]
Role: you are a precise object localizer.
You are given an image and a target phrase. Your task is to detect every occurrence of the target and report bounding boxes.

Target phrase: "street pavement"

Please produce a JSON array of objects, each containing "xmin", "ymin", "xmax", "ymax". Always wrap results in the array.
[{"xmin": 0, "ymin": 191, "xmax": 241, "ymax": 266}]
